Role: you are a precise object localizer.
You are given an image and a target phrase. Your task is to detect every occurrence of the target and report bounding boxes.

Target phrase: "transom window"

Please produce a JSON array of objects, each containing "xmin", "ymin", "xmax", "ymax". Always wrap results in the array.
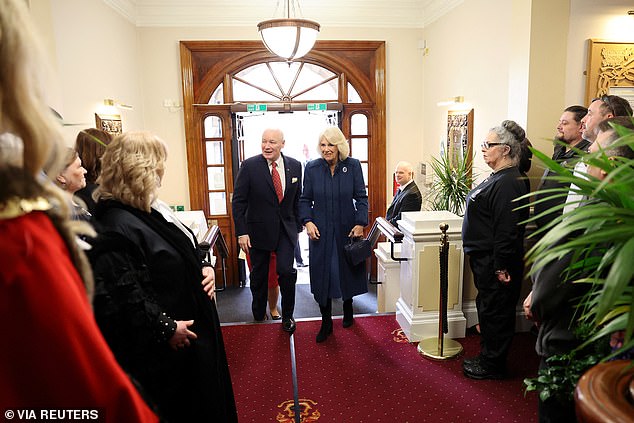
[{"xmin": 209, "ymin": 61, "xmax": 361, "ymax": 104}]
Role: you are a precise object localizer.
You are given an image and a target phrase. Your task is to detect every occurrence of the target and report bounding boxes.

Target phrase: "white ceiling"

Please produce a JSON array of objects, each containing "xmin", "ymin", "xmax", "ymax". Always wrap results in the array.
[{"xmin": 102, "ymin": 0, "xmax": 463, "ymax": 28}]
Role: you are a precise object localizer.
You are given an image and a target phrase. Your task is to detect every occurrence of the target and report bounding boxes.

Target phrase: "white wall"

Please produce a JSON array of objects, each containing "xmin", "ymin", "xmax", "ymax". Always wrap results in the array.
[
  {"xmin": 39, "ymin": 0, "xmax": 144, "ymax": 146},
  {"xmin": 566, "ymin": 0, "xmax": 634, "ymax": 106},
  {"xmin": 422, "ymin": 0, "xmax": 521, "ymax": 181}
]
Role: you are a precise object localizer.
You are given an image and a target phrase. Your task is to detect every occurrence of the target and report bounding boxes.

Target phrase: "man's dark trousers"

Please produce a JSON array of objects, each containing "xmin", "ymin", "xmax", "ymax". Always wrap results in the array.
[{"xmin": 249, "ymin": 232, "xmax": 296, "ymax": 321}]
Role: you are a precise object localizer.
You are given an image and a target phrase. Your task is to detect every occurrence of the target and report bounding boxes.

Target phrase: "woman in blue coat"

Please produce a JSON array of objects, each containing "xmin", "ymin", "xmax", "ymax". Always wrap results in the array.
[{"xmin": 299, "ymin": 127, "xmax": 368, "ymax": 343}]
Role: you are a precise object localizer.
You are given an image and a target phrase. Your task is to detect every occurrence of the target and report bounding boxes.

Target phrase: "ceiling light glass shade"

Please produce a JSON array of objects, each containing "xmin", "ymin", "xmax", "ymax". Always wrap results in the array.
[{"xmin": 258, "ymin": 18, "xmax": 320, "ymax": 61}]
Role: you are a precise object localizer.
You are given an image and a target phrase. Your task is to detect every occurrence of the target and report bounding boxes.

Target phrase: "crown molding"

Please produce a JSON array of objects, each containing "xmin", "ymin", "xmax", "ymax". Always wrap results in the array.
[
  {"xmin": 422, "ymin": 0, "xmax": 464, "ymax": 27},
  {"xmin": 102, "ymin": 0, "xmax": 459, "ymax": 29},
  {"xmin": 102, "ymin": 0, "xmax": 137, "ymax": 24}
]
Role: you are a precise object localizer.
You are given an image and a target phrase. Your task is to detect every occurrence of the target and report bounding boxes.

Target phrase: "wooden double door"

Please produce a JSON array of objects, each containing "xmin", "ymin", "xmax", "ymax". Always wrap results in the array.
[{"xmin": 180, "ymin": 40, "xmax": 386, "ymax": 286}]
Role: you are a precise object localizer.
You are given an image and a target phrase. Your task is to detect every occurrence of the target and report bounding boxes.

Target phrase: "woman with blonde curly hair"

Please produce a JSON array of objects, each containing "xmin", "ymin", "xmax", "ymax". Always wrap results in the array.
[
  {"xmin": 89, "ymin": 131, "xmax": 238, "ymax": 423},
  {"xmin": 0, "ymin": 0, "xmax": 157, "ymax": 420}
]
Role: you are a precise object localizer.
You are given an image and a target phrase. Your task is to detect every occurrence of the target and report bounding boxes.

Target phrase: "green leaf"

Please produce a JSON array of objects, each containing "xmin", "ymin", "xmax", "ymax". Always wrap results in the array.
[{"xmin": 595, "ymin": 238, "xmax": 634, "ymax": 323}]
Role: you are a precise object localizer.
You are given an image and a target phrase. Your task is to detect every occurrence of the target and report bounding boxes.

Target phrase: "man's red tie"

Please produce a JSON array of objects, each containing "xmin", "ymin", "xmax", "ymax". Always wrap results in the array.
[{"xmin": 271, "ymin": 162, "xmax": 283, "ymax": 203}]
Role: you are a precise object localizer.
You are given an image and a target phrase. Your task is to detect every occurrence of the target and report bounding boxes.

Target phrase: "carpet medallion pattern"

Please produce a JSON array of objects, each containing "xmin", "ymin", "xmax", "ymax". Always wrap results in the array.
[
  {"xmin": 276, "ymin": 399, "xmax": 321, "ymax": 422},
  {"xmin": 391, "ymin": 328, "xmax": 409, "ymax": 343},
  {"xmin": 222, "ymin": 314, "xmax": 539, "ymax": 422}
]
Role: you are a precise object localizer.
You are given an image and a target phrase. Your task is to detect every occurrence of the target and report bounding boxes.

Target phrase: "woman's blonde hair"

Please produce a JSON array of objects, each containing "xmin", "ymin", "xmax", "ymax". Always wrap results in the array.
[
  {"xmin": 96, "ymin": 131, "xmax": 168, "ymax": 213},
  {"xmin": 0, "ymin": 0, "xmax": 65, "ymax": 177},
  {"xmin": 318, "ymin": 127, "xmax": 350, "ymax": 160}
]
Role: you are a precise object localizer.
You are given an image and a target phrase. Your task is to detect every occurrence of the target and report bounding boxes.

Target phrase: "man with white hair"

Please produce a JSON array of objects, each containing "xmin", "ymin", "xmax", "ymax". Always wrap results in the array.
[{"xmin": 386, "ymin": 161, "xmax": 422, "ymax": 227}]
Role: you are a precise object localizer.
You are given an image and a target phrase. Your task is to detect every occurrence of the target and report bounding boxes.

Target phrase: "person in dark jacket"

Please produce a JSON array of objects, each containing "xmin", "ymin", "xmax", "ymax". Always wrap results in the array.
[
  {"xmin": 461, "ymin": 120, "xmax": 529, "ymax": 380},
  {"xmin": 89, "ymin": 131, "xmax": 238, "ymax": 423},
  {"xmin": 299, "ymin": 126, "xmax": 368, "ymax": 343},
  {"xmin": 526, "ymin": 117, "xmax": 634, "ymax": 423},
  {"xmin": 386, "ymin": 161, "xmax": 422, "ymax": 227},
  {"xmin": 232, "ymin": 127, "xmax": 303, "ymax": 333},
  {"xmin": 533, "ymin": 105, "xmax": 589, "ymax": 230}
]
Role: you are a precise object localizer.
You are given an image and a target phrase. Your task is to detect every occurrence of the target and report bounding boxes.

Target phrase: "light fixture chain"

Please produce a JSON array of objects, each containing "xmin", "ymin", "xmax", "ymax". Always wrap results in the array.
[
  {"xmin": 272, "ymin": 0, "xmax": 282, "ymax": 19},
  {"xmin": 292, "ymin": 0, "xmax": 304, "ymax": 18}
]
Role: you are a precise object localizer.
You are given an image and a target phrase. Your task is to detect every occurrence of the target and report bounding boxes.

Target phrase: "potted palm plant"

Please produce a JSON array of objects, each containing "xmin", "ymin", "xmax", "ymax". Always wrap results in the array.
[
  {"xmin": 425, "ymin": 148, "xmax": 474, "ymax": 216},
  {"xmin": 523, "ymin": 119, "xmax": 634, "ymax": 406}
]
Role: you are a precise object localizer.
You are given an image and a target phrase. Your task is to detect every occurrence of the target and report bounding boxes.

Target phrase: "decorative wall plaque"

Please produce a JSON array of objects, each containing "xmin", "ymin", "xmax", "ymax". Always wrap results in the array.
[
  {"xmin": 585, "ymin": 39, "xmax": 634, "ymax": 106},
  {"xmin": 95, "ymin": 113, "xmax": 122, "ymax": 136},
  {"xmin": 446, "ymin": 109, "xmax": 473, "ymax": 173}
]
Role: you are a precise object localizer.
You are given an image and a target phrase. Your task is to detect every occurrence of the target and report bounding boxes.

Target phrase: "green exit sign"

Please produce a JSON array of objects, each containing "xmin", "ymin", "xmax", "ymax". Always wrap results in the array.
[
  {"xmin": 307, "ymin": 103, "xmax": 327, "ymax": 111},
  {"xmin": 247, "ymin": 103, "xmax": 267, "ymax": 112}
]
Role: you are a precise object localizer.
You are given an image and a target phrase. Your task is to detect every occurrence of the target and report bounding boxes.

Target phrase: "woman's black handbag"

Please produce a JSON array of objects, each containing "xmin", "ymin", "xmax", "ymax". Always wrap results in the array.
[{"xmin": 343, "ymin": 236, "xmax": 372, "ymax": 266}]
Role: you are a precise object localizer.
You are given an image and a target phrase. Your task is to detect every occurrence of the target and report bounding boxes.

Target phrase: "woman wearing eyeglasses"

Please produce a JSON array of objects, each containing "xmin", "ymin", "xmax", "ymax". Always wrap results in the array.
[{"xmin": 461, "ymin": 120, "xmax": 529, "ymax": 380}]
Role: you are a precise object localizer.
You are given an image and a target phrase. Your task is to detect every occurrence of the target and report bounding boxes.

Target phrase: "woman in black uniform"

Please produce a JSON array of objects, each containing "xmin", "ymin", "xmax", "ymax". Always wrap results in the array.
[{"xmin": 461, "ymin": 120, "xmax": 529, "ymax": 380}]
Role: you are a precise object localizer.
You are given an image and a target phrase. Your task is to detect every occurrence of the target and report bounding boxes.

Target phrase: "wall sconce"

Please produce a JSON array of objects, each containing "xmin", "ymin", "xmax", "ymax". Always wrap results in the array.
[
  {"xmin": 437, "ymin": 96, "xmax": 472, "ymax": 112},
  {"xmin": 95, "ymin": 99, "xmax": 123, "ymax": 135}
]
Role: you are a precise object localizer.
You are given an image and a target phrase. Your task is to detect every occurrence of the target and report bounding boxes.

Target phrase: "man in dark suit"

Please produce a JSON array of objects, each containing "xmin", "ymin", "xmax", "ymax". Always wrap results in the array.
[
  {"xmin": 232, "ymin": 128, "xmax": 302, "ymax": 333},
  {"xmin": 385, "ymin": 161, "xmax": 422, "ymax": 227}
]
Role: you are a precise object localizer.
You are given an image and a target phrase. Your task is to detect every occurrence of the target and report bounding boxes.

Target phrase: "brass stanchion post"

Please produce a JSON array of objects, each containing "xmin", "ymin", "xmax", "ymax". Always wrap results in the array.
[{"xmin": 418, "ymin": 223, "xmax": 463, "ymax": 360}]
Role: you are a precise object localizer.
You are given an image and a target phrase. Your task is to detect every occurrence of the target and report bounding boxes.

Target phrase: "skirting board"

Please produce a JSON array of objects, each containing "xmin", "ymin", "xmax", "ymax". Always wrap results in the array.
[
  {"xmin": 396, "ymin": 297, "xmax": 467, "ymax": 342},
  {"xmin": 461, "ymin": 299, "xmax": 534, "ymax": 334}
]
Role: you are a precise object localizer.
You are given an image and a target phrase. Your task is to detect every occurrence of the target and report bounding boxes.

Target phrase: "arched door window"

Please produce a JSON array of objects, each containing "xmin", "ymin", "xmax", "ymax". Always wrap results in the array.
[{"xmin": 210, "ymin": 61, "xmax": 361, "ymax": 104}]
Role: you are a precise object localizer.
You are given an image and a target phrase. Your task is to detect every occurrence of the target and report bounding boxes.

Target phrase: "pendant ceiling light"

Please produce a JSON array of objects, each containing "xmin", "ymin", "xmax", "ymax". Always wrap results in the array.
[{"xmin": 257, "ymin": 0, "xmax": 320, "ymax": 62}]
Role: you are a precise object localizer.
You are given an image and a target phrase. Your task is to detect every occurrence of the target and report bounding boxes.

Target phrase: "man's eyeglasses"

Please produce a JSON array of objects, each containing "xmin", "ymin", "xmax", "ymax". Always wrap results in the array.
[{"xmin": 481, "ymin": 141, "xmax": 506, "ymax": 150}]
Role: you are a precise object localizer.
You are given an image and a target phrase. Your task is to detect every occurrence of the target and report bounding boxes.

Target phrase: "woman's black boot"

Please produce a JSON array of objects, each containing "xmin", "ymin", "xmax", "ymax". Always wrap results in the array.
[
  {"xmin": 343, "ymin": 298, "xmax": 354, "ymax": 328},
  {"xmin": 316, "ymin": 299, "xmax": 333, "ymax": 343}
]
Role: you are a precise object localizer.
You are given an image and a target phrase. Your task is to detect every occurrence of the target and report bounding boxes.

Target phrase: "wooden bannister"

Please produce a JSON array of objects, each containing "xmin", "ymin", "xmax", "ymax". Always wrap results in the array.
[{"xmin": 199, "ymin": 225, "xmax": 229, "ymax": 292}]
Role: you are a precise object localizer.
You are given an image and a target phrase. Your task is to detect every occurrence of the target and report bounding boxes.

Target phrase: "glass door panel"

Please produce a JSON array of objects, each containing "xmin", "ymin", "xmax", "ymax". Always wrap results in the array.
[{"xmin": 203, "ymin": 115, "xmax": 227, "ymax": 216}]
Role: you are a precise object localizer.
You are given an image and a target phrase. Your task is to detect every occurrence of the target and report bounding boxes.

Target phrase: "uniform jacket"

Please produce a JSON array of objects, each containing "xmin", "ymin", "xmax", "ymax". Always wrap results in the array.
[
  {"xmin": 462, "ymin": 166, "xmax": 529, "ymax": 272},
  {"xmin": 534, "ymin": 139, "xmax": 591, "ymax": 230}
]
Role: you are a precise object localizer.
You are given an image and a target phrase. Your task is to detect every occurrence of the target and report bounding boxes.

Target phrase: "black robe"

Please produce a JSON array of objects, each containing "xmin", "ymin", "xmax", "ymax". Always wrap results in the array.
[{"xmin": 88, "ymin": 200, "xmax": 237, "ymax": 423}]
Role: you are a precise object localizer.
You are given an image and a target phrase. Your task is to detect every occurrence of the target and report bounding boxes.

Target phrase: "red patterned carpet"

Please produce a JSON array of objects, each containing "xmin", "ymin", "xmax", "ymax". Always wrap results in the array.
[{"xmin": 222, "ymin": 314, "xmax": 539, "ymax": 422}]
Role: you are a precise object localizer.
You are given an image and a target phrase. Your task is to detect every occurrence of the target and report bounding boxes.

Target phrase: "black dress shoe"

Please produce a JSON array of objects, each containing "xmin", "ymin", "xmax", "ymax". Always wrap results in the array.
[
  {"xmin": 462, "ymin": 359, "xmax": 506, "ymax": 380},
  {"xmin": 282, "ymin": 318, "xmax": 296, "ymax": 334},
  {"xmin": 462, "ymin": 355, "xmax": 482, "ymax": 367}
]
